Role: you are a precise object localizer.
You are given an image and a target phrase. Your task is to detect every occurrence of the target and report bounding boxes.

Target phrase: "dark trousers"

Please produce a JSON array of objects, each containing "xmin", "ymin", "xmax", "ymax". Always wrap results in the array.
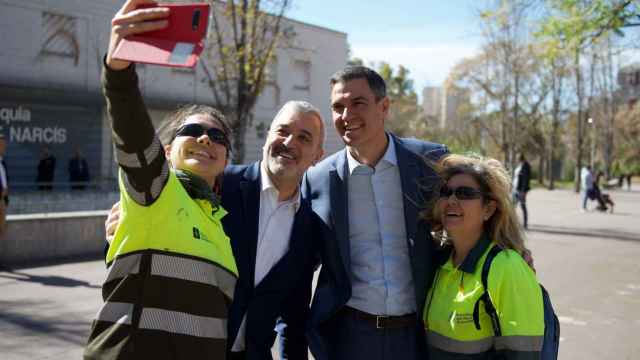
[
  {"xmin": 325, "ymin": 309, "xmax": 423, "ymax": 360},
  {"xmin": 228, "ymin": 351, "xmax": 247, "ymax": 360},
  {"xmin": 513, "ymin": 191, "xmax": 528, "ymax": 228}
]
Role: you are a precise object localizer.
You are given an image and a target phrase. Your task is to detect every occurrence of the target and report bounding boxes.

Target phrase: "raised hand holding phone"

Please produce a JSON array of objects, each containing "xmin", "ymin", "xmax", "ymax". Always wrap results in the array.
[
  {"xmin": 106, "ymin": 0, "xmax": 170, "ymax": 70},
  {"xmin": 110, "ymin": 1, "xmax": 210, "ymax": 68}
]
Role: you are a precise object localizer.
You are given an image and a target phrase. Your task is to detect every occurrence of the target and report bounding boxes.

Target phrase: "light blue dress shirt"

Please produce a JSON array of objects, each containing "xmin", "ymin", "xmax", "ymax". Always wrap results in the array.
[{"xmin": 345, "ymin": 137, "xmax": 416, "ymax": 316}]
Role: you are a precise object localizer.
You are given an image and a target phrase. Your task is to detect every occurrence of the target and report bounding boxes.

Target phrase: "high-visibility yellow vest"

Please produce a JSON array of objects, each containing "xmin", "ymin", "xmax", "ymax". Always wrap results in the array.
[
  {"xmin": 108, "ymin": 170, "xmax": 237, "ymax": 275},
  {"xmin": 85, "ymin": 170, "xmax": 238, "ymax": 359},
  {"xmin": 423, "ymin": 240, "xmax": 543, "ymax": 359}
]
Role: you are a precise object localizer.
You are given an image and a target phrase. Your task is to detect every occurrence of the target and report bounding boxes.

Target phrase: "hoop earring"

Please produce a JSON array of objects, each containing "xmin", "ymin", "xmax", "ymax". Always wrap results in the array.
[{"xmin": 431, "ymin": 230, "xmax": 450, "ymax": 246}]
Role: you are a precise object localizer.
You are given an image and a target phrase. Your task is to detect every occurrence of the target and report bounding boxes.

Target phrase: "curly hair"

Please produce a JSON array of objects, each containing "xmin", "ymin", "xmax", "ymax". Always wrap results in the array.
[{"xmin": 422, "ymin": 153, "xmax": 526, "ymax": 254}]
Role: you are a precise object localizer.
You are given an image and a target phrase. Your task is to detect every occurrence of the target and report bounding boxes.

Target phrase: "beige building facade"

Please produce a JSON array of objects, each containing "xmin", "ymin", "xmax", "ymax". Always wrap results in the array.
[{"xmin": 0, "ymin": 0, "xmax": 348, "ymax": 190}]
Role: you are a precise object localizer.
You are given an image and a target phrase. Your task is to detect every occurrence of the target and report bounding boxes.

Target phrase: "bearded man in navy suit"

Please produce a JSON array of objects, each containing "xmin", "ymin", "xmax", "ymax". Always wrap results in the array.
[{"xmin": 222, "ymin": 101, "xmax": 325, "ymax": 360}]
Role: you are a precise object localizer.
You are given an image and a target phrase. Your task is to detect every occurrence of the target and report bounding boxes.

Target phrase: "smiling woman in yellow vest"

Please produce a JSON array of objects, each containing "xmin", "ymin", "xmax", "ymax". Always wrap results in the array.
[
  {"xmin": 84, "ymin": 5, "xmax": 237, "ymax": 356},
  {"xmin": 421, "ymin": 154, "xmax": 544, "ymax": 360}
]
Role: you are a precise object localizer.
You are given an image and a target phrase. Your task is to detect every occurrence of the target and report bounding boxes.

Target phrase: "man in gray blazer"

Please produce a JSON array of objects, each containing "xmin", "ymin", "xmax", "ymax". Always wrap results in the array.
[{"xmin": 304, "ymin": 66, "xmax": 447, "ymax": 360}]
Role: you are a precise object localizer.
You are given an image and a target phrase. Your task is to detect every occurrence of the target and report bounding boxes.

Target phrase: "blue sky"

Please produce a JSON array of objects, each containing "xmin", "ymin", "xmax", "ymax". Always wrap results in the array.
[
  {"xmin": 287, "ymin": 0, "xmax": 485, "ymax": 94},
  {"xmin": 288, "ymin": 0, "xmax": 640, "ymax": 98}
]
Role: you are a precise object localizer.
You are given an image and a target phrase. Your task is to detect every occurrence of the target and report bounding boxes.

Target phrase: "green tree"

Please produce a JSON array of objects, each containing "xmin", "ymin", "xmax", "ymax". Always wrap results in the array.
[
  {"xmin": 613, "ymin": 103, "xmax": 640, "ymax": 175},
  {"xmin": 201, "ymin": 0, "xmax": 292, "ymax": 163},
  {"xmin": 539, "ymin": 0, "xmax": 640, "ymax": 191},
  {"xmin": 376, "ymin": 62, "xmax": 426, "ymax": 138}
]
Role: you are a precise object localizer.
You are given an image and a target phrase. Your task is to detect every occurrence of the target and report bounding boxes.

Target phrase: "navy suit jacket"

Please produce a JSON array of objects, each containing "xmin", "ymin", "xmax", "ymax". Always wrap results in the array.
[
  {"xmin": 302, "ymin": 134, "xmax": 447, "ymax": 360},
  {"xmin": 222, "ymin": 162, "xmax": 318, "ymax": 360}
]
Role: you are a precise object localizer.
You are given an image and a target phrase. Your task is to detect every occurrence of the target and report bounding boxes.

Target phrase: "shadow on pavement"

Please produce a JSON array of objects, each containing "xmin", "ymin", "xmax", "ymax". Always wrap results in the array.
[
  {"xmin": 0, "ymin": 271, "xmax": 100, "ymax": 288},
  {"xmin": 528, "ymin": 224, "xmax": 640, "ymax": 242},
  {"xmin": 0, "ymin": 300, "xmax": 90, "ymax": 347}
]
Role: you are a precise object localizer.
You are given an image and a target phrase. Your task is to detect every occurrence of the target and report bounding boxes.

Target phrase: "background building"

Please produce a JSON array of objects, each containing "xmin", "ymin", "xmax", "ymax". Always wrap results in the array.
[
  {"xmin": 0, "ymin": 0, "xmax": 348, "ymax": 194},
  {"xmin": 421, "ymin": 85, "xmax": 470, "ymax": 129},
  {"xmin": 421, "ymin": 86, "xmax": 442, "ymax": 125}
]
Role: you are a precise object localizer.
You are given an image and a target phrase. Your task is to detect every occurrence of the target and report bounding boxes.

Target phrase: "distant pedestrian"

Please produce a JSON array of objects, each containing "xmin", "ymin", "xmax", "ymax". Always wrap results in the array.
[
  {"xmin": 580, "ymin": 165, "xmax": 594, "ymax": 212},
  {"xmin": 68, "ymin": 147, "xmax": 90, "ymax": 190},
  {"xmin": 36, "ymin": 146, "xmax": 56, "ymax": 191},
  {"xmin": 626, "ymin": 173, "xmax": 632, "ymax": 191},
  {"xmin": 0, "ymin": 134, "xmax": 8, "ymax": 236},
  {"xmin": 512, "ymin": 154, "xmax": 531, "ymax": 228},
  {"xmin": 594, "ymin": 171, "xmax": 614, "ymax": 213}
]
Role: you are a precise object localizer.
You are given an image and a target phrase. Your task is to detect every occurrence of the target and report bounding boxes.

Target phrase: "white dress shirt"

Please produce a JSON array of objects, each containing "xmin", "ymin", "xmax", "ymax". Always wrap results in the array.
[
  {"xmin": 345, "ymin": 137, "xmax": 416, "ymax": 315},
  {"xmin": 232, "ymin": 163, "xmax": 301, "ymax": 351}
]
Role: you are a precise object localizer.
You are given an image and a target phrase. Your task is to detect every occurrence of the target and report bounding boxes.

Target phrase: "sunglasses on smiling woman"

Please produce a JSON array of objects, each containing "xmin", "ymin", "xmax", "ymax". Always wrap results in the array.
[
  {"xmin": 175, "ymin": 123, "xmax": 230, "ymax": 149},
  {"xmin": 439, "ymin": 186, "xmax": 485, "ymax": 201}
]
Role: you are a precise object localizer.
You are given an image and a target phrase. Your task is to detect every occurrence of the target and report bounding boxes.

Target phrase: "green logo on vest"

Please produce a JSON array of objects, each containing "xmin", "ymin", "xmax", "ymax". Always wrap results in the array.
[{"xmin": 192, "ymin": 227, "xmax": 209, "ymax": 241}]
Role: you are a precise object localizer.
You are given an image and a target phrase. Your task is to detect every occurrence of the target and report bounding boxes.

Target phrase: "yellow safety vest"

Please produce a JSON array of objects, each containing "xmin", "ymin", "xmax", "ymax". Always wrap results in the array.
[
  {"xmin": 423, "ymin": 239, "xmax": 543, "ymax": 359},
  {"xmin": 85, "ymin": 170, "xmax": 237, "ymax": 359}
]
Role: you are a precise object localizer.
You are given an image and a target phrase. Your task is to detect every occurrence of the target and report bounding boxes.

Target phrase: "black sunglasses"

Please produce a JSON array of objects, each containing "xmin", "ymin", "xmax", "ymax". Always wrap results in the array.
[
  {"xmin": 175, "ymin": 123, "xmax": 229, "ymax": 148},
  {"xmin": 439, "ymin": 186, "xmax": 484, "ymax": 200}
]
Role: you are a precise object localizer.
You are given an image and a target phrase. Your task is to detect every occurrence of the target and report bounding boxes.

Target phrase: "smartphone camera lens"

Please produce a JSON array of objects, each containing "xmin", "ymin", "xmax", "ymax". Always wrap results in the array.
[{"xmin": 192, "ymin": 10, "xmax": 201, "ymax": 30}]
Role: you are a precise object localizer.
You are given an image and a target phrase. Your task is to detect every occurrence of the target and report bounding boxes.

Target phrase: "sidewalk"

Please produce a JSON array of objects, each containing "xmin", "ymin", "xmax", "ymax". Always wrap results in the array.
[
  {"xmin": 1, "ymin": 188, "xmax": 639, "ymax": 359},
  {"xmin": 523, "ymin": 187, "xmax": 640, "ymax": 360}
]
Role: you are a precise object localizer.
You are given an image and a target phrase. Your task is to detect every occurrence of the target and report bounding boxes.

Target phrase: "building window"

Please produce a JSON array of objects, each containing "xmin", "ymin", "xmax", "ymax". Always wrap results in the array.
[
  {"xmin": 265, "ymin": 58, "xmax": 278, "ymax": 82},
  {"xmin": 257, "ymin": 83, "xmax": 280, "ymax": 109},
  {"xmin": 40, "ymin": 12, "xmax": 79, "ymax": 65},
  {"xmin": 292, "ymin": 60, "xmax": 311, "ymax": 91}
]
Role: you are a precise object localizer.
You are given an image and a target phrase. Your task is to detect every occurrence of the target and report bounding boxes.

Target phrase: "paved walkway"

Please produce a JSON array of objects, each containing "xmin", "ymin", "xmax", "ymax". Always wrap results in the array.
[
  {"xmin": 1, "ymin": 187, "xmax": 639, "ymax": 359},
  {"xmin": 523, "ymin": 187, "xmax": 640, "ymax": 360}
]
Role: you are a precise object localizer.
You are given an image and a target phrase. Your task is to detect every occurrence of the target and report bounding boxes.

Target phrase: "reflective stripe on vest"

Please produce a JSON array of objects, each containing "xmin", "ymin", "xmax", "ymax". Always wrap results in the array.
[
  {"xmin": 427, "ymin": 331, "xmax": 544, "ymax": 354},
  {"xmin": 96, "ymin": 301, "xmax": 133, "ymax": 325},
  {"xmin": 427, "ymin": 330, "xmax": 493, "ymax": 354},
  {"xmin": 105, "ymin": 253, "xmax": 141, "ymax": 284},
  {"xmin": 139, "ymin": 308, "xmax": 226, "ymax": 339},
  {"xmin": 150, "ymin": 253, "xmax": 236, "ymax": 300},
  {"xmin": 495, "ymin": 335, "xmax": 544, "ymax": 352},
  {"xmin": 105, "ymin": 252, "xmax": 236, "ymax": 301},
  {"xmin": 96, "ymin": 302, "xmax": 226, "ymax": 339}
]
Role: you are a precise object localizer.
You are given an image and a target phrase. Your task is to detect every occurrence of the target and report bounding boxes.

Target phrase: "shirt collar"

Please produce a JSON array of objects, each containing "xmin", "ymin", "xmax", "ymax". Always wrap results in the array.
[
  {"xmin": 260, "ymin": 162, "xmax": 301, "ymax": 210},
  {"xmin": 458, "ymin": 232, "xmax": 492, "ymax": 273},
  {"xmin": 346, "ymin": 133, "xmax": 398, "ymax": 174}
]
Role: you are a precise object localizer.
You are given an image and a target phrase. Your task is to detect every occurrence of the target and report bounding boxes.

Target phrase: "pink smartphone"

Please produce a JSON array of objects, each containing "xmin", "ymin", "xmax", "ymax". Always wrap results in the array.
[{"xmin": 112, "ymin": 3, "xmax": 210, "ymax": 68}]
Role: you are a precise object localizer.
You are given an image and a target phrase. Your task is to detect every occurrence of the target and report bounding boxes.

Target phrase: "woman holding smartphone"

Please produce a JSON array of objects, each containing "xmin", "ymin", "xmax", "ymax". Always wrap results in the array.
[{"xmin": 85, "ymin": 1, "xmax": 237, "ymax": 359}]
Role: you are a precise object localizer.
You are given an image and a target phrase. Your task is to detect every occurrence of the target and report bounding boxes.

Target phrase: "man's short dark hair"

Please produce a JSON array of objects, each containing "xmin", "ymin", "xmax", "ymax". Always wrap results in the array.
[{"xmin": 330, "ymin": 66, "xmax": 387, "ymax": 101}]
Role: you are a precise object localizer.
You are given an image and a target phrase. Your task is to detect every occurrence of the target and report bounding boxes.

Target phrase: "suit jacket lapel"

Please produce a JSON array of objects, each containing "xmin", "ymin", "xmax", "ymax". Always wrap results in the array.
[
  {"xmin": 394, "ymin": 135, "xmax": 420, "ymax": 244},
  {"xmin": 240, "ymin": 162, "xmax": 261, "ymax": 285},
  {"xmin": 330, "ymin": 150, "xmax": 351, "ymax": 273},
  {"xmin": 393, "ymin": 134, "xmax": 435, "ymax": 312}
]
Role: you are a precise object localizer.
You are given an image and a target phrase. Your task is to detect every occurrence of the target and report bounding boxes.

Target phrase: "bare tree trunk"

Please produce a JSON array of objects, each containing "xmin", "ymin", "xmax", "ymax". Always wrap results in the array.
[
  {"xmin": 538, "ymin": 153, "xmax": 545, "ymax": 186},
  {"xmin": 574, "ymin": 48, "xmax": 584, "ymax": 193},
  {"xmin": 230, "ymin": 113, "xmax": 248, "ymax": 164},
  {"xmin": 501, "ymin": 100, "xmax": 509, "ymax": 164},
  {"xmin": 511, "ymin": 68, "xmax": 521, "ymax": 171},
  {"xmin": 587, "ymin": 50, "xmax": 598, "ymax": 170},
  {"xmin": 603, "ymin": 36, "xmax": 616, "ymax": 179},
  {"xmin": 548, "ymin": 60, "xmax": 562, "ymax": 190}
]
